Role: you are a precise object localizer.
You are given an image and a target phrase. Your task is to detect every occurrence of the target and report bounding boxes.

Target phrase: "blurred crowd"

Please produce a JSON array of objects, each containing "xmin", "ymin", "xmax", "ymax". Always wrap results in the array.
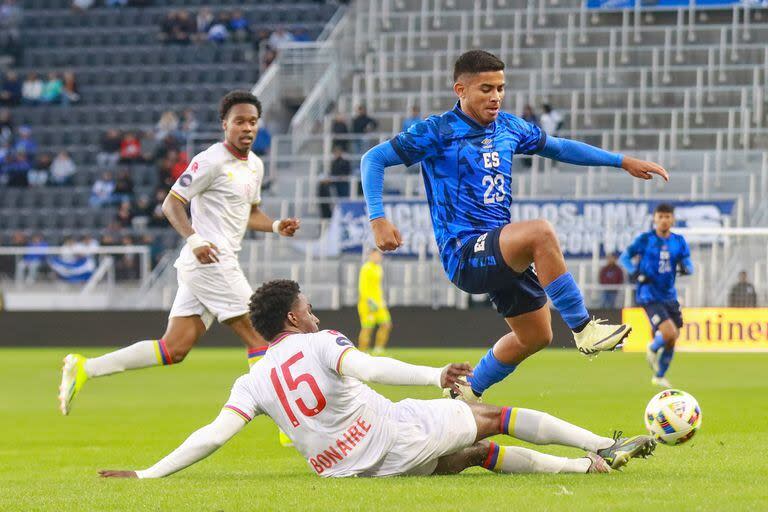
[
  {"xmin": 2, "ymin": 230, "xmax": 163, "ymax": 284},
  {"xmin": 0, "ymin": 69, "xmax": 80, "ymax": 107}
]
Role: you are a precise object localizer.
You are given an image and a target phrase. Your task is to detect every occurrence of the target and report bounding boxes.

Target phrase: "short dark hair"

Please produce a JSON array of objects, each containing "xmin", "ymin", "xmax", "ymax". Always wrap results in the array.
[
  {"xmin": 219, "ymin": 90, "xmax": 262, "ymax": 121},
  {"xmin": 655, "ymin": 203, "xmax": 675, "ymax": 214},
  {"xmin": 249, "ymin": 280, "xmax": 301, "ymax": 341},
  {"xmin": 453, "ymin": 50, "xmax": 505, "ymax": 81}
]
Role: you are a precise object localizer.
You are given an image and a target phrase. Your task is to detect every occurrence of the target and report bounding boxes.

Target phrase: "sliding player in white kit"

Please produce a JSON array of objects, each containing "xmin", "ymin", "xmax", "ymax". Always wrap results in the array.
[
  {"xmin": 99, "ymin": 280, "xmax": 656, "ymax": 479},
  {"xmin": 58, "ymin": 91, "xmax": 300, "ymax": 415}
]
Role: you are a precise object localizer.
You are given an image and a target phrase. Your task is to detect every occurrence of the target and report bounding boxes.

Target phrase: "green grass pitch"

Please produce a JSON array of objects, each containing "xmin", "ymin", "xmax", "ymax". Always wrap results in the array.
[{"xmin": 1, "ymin": 347, "xmax": 765, "ymax": 511}]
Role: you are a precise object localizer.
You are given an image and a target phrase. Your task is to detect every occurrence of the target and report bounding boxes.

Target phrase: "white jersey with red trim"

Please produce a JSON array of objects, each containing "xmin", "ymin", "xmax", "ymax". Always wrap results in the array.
[
  {"xmin": 224, "ymin": 330, "xmax": 399, "ymax": 477},
  {"xmin": 170, "ymin": 142, "xmax": 264, "ymax": 271}
]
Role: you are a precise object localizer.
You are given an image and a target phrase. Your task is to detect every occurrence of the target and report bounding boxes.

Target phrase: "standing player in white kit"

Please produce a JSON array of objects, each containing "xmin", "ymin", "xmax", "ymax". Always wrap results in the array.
[
  {"xmin": 58, "ymin": 91, "xmax": 300, "ymax": 415},
  {"xmin": 99, "ymin": 280, "xmax": 656, "ymax": 479}
]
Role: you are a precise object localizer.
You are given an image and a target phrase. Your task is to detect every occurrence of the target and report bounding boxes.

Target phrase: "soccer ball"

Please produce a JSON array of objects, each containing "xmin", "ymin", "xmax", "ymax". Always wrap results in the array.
[{"xmin": 644, "ymin": 389, "xmax": 702, "ymax": 445}]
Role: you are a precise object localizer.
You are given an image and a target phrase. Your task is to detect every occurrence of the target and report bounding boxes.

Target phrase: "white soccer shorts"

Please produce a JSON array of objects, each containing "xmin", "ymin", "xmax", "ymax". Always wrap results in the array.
[
  {"xmin": 360, "ymin": 398, "xmax": 478, "ymax": 477},
  {"xmin": 169, "ymin": 263, "xmax": 253, "ymax": 328}
]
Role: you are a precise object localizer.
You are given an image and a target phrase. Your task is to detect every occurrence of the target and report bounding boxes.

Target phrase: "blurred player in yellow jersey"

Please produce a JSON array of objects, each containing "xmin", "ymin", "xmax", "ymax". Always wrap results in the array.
[{"xmin": 357, "ymin": 249, "xmax": 392, "ymax": 354}]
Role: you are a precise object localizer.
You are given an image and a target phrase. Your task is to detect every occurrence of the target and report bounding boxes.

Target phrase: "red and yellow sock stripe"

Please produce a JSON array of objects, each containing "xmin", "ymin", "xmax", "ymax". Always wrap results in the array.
[
  {"xmin": 482, "ymin": 442, "xmax": 506, "ymax": 472},
  {"xmin": 223, "ymin": 405, "xmax": 252, "ymax": 423},
  {"xmin": 154, "ymin": 339, "xmax": 172, "ymax": 366},
  {"xmin": 500, "ymin": 406, "xmax": 518, "ymax": 436},
  {"xmin": 247, "ymin": 346, "xmax": 268, "ymax": 367}
]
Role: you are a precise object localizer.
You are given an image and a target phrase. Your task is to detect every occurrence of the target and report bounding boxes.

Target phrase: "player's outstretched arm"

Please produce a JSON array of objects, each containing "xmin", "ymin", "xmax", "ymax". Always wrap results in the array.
[
  {"xmin": 340, "ymin": 349, "xmax": 472, "ymax": 393},
  {"xmin": 248, "ymin": 205, "xmax": 300, "ymax": 236},
  {"xmin": 618, "ymin": 248, "xmax": 637, "ymax": 275},
  {"xmin": 538, "ymin": 136, "xmax": 669, "ymax": 182},
  {"xmin": 99, "ymin": 410, "xmax": 247, "ymax": 479},
  {"xmin": 361, "ymin": 142, "xmax": 405, "ymax": 251}
]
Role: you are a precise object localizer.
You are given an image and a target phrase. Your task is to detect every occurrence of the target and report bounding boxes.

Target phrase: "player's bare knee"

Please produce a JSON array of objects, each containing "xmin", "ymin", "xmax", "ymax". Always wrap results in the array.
[{"xmin": 533, "ymin": 219, "xmax": 558, "ymax": 246}]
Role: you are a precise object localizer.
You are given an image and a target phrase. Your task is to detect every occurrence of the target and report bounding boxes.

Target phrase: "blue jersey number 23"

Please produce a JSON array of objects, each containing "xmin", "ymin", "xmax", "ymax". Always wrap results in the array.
[{"xmin": 482, "ymin": 151, "xmax": 505, "ymax": 204}]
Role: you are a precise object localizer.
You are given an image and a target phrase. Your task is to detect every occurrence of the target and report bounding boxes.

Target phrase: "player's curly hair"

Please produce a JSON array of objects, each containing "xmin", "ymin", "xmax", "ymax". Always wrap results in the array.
[
  {"xmin": 219, "ymin": 90, "xmax": 262, "ymax": 120},
  {"xmin": 249, "ymin": 280, "xmax": 301, "ymax": 341},
  {"xmin": 453, "ymin": 50, "xmax": 505, "ymax": 81}
]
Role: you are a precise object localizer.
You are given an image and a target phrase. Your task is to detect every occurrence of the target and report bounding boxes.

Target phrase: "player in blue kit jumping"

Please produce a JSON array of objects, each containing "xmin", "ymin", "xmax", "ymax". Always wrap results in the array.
[
  {"xmin": 361, "ymin": 50, "xmax": 670, "ymax": 401},
  {"xmin": 620, "ymin": 203, "xmax": 693, "ymax": 387}
]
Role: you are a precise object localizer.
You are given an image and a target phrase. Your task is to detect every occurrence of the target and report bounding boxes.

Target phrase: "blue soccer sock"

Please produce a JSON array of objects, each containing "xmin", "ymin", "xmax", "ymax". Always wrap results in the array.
[
  {"xmin": 657, "ymin": 345, "xmax": 675, "ymax": 378},
  {"xmin": 468, "ymin": 349, "xmax": 518, "ymax": 397},
  {"xmin": 649, "ymin": 332, "xmax": 665, "ymax": 352},
  {"xmin": 543, "ymin": 272, "xmax": 590, "ymax": 331}
]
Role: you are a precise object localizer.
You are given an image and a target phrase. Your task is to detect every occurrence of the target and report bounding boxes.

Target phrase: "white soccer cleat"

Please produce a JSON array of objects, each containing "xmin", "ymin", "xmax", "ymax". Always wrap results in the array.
[
  {"xmin": 442, "ymin": 381, "xmax": 482, "ymax": 403},
  {"xmin": 58, "ymin": 353, "xmax": 89, "ymax": 416},
  {"xmin": 646, "ymin": 346, "xmax": 661, "ymax": 375},
  {"xmin": 573, "ymin": 318, "xmax": 631, "ymax": 356},
  {"xmin": 651, "ymin": 376, "xmax": 672, "ymax": 388}
]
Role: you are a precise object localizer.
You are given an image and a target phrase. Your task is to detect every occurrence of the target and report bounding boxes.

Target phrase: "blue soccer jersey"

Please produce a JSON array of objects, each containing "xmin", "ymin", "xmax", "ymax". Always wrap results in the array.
[
  {"xmin": 620, "ymin": 230, "xmax": 692, "ymax": 304},
  {"xmin": 389, "ymin": 102, "xmax": 545, "ymax": 278}
]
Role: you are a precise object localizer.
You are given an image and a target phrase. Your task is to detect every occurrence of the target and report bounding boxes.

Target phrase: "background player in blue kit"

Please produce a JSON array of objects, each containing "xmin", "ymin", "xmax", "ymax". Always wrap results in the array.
[
  {"xmin": 361, "ymin": 50, "xmax": 670, "ymax": 401},
  {"xmin": 620, "ymin": 203, "xmax": 693, "ymax": 387}
]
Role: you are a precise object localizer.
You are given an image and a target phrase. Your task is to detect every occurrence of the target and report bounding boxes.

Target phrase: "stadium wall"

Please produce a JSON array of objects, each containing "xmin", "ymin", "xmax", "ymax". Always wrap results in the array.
[{"xmin": 0, "ymin": 308, "xmax": 621, "ymax": 347}]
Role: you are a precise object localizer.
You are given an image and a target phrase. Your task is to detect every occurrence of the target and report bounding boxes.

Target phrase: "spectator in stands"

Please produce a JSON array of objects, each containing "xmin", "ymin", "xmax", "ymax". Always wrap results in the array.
[
  {"xmin": 178, "ymin": 108, "xmax": 198, "ymax": 142},
  {"xmin": 293, "ymin": 27, "xmax": 311, "ymax": 43},
  {"xmin": 61, "ymin": 71, "xmax": 80, "ymax": 105},
  {"xmin": 139, "ymin": 129, "xmax": 159, "ymax": 163},
  {"xmin": 90, "ymin": 172, "xmax": 116, "ymax": 208},
  {"xmin": 520, "ymin": 105, "xmax": 539, "ymax": 168},
  {"xmin": 71, "ymin": 0, "xmax": 94, "ymax": 13},
  {"xmin": 402, "ymin": 105, "xmax": 421, "ymax": 132},
  {"xmin": 154, "ymin": 133, "xmax": 180, "ymax": 163},
  {"xmin": 522, "ymin": 104, "xmax": 539, "ymax": 126},
  {"xmin": 728, "ymin": 270, "xmax": 758, "ymax": 307},
  {"xmin": 318, "ymin": 146, "xmax": 352, "ymax": 219},
  {"xmin": 97, "ymin": 129, "xmax": 122, "ymax": 168},
  {"xmin": 229, "ymin": 9, "xmax": 251, "ymax": 42},
  {"xmin": 115, "ymin": 201, "xmax": 134, "ymax": 228},
  {"xmin": 268, "ymin": 26, "xmax": 295, "ymax": 49},
  {"xmin": 114, "ymin": 169, "xmax": 134, "ymax": 203},
  {"xmin": 598, "ymin": 253, "xmax": 624, "ymax": 308},
  {"xmin": 196, "ymin": 7, "xmax": 214, "ymax": 40},
  {"xmin": 40, "ymin": 72, "xmax": 63, "ymax": 104},
  {"xmin": 0, "ymin": 108, "xmax": 13, "ymax": 144},
  {"xmin": 251, "ymin": 122, "xmax": 271, "ymax": 156},
  {"xmin": 14, "ymin": 125, "xmax": 37, "ymax": 160},
  {"xmin": 160, "ymin": 10, "xmax": 195, "ymax": 45},
  {"xmin": 207, "ymin": 13, "xmax": 230, "ymax": 44},
  {"xmin": 22, "ymin": 72, "xmax": 43, "ymax": 105},
  {"xmin": 28, "ymin": 152, "xmax": 51, "ymax": 187},
  {"xmin": 131, "ymin": 194, "xmax": 152, "ymax": 225},
  {"xmin": 115, "ymin": 235, "xmax": 139, "ymax": 281},
  {"xmin": 331, "ymin": 112, "xmax": 349, "ymax": 151},
  {"xmin": 18, "ymin": 233, "xmax": 48, "ymax": 284},
  {"xmin": 155, "ymin": 111, "xmax": 179, "ymax": 142},
  {"xmin": 119, "ymin": 131, "xmax": 142, "ymax": 164},
  {"xmin": 540, "ymin": 103, "xmax": 563, "ymax": 136},
  {"xmin": 262, "ymin": 47, "xmax": 278, "ymax": 69},
  {"xmin": 160, "ymin": 10, "xmax": 178, "ymax": 43},
  {"xmin": 49, "ymin": 150, "xmax": 76, "ymax": 186},
  {"xmin": 1, "ymin": 230, "xmax": 27, "ymax": 277},
  {"xmin": 351, "ymin": 105, "xmax": 378, "ymax": 155},
  {"xmin": 0, "ymin": 71, "xmax": 22, "ymax": 106},
  {"xmin": 3, "ymin": 150, "xmax": 30, "ymax": 187},
  {"xmin": 148, "ymin": 188, "xmax": 168, "ymax": 227},
  {"xmin": 170, "ymin": 149, "xmax": 189, "ymax": 181}
]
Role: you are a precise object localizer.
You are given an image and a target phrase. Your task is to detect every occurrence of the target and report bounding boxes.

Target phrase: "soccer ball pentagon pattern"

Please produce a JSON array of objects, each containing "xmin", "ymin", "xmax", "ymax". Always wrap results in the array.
[{"xmin": 644, "ymin": 389, "xmax": 702, "ymax": 445}]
